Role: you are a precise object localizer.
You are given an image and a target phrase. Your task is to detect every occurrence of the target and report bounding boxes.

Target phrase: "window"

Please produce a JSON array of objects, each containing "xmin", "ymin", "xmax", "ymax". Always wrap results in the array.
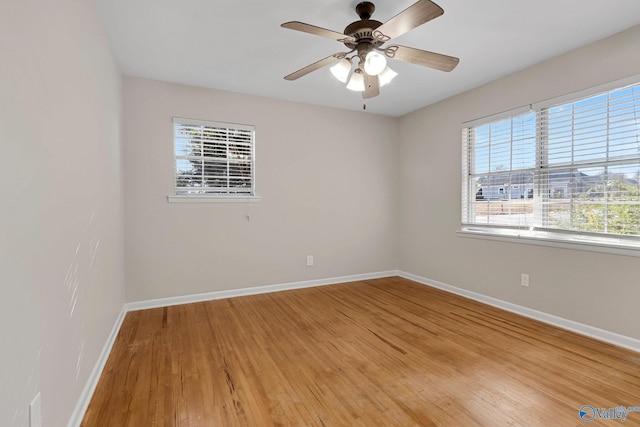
[
  {"xmin": 171, "ymin": 118, "xmax": 257, "ymax": 201},
  {"xmin": 462, "ymin": 78, "xmax": 640, "ymax": 252}
]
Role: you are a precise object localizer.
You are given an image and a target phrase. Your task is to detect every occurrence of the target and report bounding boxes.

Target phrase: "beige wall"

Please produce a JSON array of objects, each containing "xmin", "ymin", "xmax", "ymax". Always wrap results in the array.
[
  {"xmin": 0, "ymin": 0, "xmax": 125, "ymax": 426},
  {"xmin": 123, "ymin": 77, "xmax": 399, "ymax": 302},
  {"xmin": 399, "ymin": 25, "xmax": 640, "ymax": 340}
]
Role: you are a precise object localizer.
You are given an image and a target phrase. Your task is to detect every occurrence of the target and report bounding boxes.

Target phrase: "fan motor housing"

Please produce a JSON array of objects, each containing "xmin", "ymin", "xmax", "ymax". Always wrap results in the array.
[{"xmin": 343, "ymin": 19, "xmax": 383, "ymax": 49}]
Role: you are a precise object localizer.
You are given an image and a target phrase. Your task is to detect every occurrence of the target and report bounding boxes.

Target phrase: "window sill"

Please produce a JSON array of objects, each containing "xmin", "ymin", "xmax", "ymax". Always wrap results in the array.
[
  {"xmin": 457, "ymin": 227, "xmax": 640, "ymax": 258},
  {"xmin": 167, "ymin": 195, "xmax": 261, "ymax": 204}
]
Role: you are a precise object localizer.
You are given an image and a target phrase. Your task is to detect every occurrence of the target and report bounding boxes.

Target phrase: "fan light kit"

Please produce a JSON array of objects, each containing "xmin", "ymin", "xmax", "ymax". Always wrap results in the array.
[{"xmin": 281, "ymin": 0, "xmax": 459, "ymax": 101}]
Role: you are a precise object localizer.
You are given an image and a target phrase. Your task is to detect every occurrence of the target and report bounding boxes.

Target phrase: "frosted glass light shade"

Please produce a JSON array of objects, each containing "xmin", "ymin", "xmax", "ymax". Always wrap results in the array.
[
  {"xmin": 378, "ymin": 66, "xmax": 398, "ymax": 87},
  {"xmin": 330, "ymin": 58, "xmax": 351, "ymax": 83},
  {"xmin": 364, "ymin": 51, "xmax": 387, "ymax": 76},
  {"xmin": 346, "ymin": 71, "xmax": 365, "ymax": 91}
]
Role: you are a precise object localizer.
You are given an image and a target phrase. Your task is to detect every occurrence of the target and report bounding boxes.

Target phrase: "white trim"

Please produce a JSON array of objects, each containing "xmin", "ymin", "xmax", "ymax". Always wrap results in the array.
[
  {"xmin": 398, "ymin": 271, "xmax": 640, "ymax": 354},
  {"xmin": 457, "ymin": 228, "xmax": 640, "ymax": 258},
  {"xmin": 167, "ymin": 195, "xmax": 261, "ymax": 203},
  {"xmin": 126, "ymin": 270, "xmax": 640, "ymax": 352},
  {"xmin": 67, "ymin": 306, "xmax": 127, "ymax": 427},
  {"xmin": 125, "ymin": 270, "xmax": 399, "ymax": 311},
  {"xmin": 70, "ymin": 269, "xmax": 640, "ymax": 426}
]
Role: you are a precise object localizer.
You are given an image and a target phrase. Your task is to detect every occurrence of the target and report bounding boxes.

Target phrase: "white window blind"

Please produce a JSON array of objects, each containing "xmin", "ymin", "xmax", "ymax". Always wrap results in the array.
[
  {"xmin": 462, "ymin": 111, "xmax": 537, "ymax": 228},
  {"xmin": 173, "ymin": 118, "xmax": 255, "ymax": 196},
  {"xmin": 462, "ymin": 79, "xmax": 640, "ymax": 248}
]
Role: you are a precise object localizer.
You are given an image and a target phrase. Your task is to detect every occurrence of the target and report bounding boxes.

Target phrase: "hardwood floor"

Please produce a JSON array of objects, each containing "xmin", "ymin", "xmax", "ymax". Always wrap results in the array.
[{"xmin": 81, "ymin": 277, "xmax": 640, "ymax": 426}]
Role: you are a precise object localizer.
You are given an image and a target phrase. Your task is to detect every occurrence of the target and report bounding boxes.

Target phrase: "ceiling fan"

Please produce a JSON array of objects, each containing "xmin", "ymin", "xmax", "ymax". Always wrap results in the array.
[{"xmin": 281, "ymin": 0, "xmax": 459, "ymax": 100}]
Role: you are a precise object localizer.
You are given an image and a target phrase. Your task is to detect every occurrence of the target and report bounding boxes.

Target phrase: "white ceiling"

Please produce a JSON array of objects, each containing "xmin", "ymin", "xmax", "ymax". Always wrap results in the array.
[{"xmin": 93, "ymin": 0, "xmax": 640, "ymax": 117}]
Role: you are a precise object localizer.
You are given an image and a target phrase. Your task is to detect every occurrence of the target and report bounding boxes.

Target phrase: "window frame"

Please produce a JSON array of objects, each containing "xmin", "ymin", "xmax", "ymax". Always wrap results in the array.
[
  {"xmin": 460, "ymin": 75, "xmax": 640, "ymax": 256},
  {"xmin": 168, "ymin": 117, "xmax": 260, "ymax": 203}
]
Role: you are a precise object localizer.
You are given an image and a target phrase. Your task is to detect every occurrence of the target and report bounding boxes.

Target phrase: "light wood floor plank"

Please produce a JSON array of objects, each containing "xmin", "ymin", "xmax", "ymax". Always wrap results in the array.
[{"xmin": 81, "ymin": 277, "xmax": 640, "ymax": 426}]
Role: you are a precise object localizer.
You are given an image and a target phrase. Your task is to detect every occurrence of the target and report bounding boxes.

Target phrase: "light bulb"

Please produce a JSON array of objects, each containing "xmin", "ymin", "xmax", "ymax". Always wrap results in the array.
[
  {"xmin": 364, "ymin": 51, "xmax": 387, "ymax": 76},
  {"xmin": 346, "ymin": 70, "xmax": 365, "ymax": 91},
  {"xmin": 378, "ymin": 66, "xmax": 397, "ymax": 87},
  {"xmin": 330, "ymin": 58, "xmax": 351, "ymax": 83}
]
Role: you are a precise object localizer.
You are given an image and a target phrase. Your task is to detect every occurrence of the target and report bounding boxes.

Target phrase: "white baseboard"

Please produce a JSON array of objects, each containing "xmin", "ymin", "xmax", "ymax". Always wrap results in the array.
[
  {"xmin": 398, "ymin": 271, "xmax": 640, "ymax": 353},
  {"xmin": 125, "ymin": 270, "xmax": 400, "ymax": 312},
  {"xmin": 70, "ymin": 271, "xmax": 396, "ymax": 425},
  {"xmin": 70, "ymin": 269, "xmax": 639, "ymax": 426},
  {"xmin": 67, "ymin": 306, "xmax": 127, "ymax": 427}
]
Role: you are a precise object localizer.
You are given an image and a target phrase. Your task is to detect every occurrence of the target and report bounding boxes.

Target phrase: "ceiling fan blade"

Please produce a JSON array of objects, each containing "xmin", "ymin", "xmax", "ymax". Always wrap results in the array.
[
  {"xmin": 363, "ymin": 73, "xmax": 380, "ymax": 99},
  {"xmin": 284, "ymin": 55, "xmax": 339, "ymax": 81},
  {"xmin": 390, "ymin": 45, "xmax": 459, "ymax": 72},
  {"xmin": 375, "ymin": 0, "xmax": 444, "ymax": 42},
  {"xmin": 281, "ymin": 21, "xmax": 355, "ymax": 43}
]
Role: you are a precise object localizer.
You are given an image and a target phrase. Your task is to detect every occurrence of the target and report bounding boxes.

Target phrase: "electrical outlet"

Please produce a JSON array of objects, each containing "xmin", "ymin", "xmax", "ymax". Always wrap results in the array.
[
  {"xmin": 521, "ymin": 273, "xmax": 530, "ymax": 287},
  {"xmin": 306, "ymin": 255, "xmax": 314, "ymax": 266},
  {"xmin": 29, "ymin": 392, "xmax": 42, "ymax": 427}
]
